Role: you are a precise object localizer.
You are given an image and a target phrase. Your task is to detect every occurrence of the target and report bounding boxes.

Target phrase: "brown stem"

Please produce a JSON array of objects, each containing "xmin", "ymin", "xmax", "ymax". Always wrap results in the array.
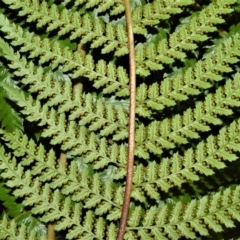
[
  {"xmin": 73, "ymin": 43, "xmax": 86, "ymax": 93},
  {"xmin": 59, "ymin": 152, "xmax": 67, "ymax": 165},
  {"xmin": 117, "ymin": 1, "xmax": 136, "ymax": 239},
  {"xmin": 47, "ymin": 223, "xmax": 56, "ymax": 240}
]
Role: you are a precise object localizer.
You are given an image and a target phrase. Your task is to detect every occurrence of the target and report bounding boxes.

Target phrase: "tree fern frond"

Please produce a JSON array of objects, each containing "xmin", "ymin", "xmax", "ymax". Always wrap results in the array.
[
  {"xmin": 132, "ymin": 118, "xmax": 240, "ymax": 200},
  {"xmin": 135, "ymin": 0, "xmax": 236, "ymax": 76},
  {"xmin": 0, "ymin": 146, "xmax": 117, "ymax": 239},
  {"xmin": 0, "ymin": 214, "xmax": 46, "ymax": 240},
  {"xmin": 135, "ymin": 72, "xmax": 240, "ymax": 158},
  {"xmin": 2, "ymin": 84, "xmax": 128, "ymax": 170},
  {"xmin": 136, "ymin": 32, "xmax": 240, "ymax": 117},
  {"xmin": 1, "ymin": 0, "xmax": 240, "ymax": 238},
  {"xmin": 132, "ymin": 0, "xmax": 193, "ymax": 35},
  {"xmin": 127, "ymin": 185, "xmax": 240, "ymax": 239},
  {"xmin": 1, "ymin": 0, "xmax": 128, "ymax": 55},
  {"xmin": 0, "ymin": 129, "xmax": 123, "ymax": 218},
  {"xmin": 0, "ymin": 16, "xmax": 129, "ymax": 96},
  {"xmin": 0, "ymin": 38, "xmax": 129, "ymax": 140}
]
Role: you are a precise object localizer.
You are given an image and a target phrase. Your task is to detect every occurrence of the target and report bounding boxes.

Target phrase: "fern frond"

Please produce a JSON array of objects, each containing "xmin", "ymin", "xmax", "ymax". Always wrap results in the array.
[
  {"xmin": 1, "ymin": 0, "xmax": 128, "ymax": 55},
  {"xmin": 0, "ymin": 183, "xmax": 23, "ymax": 217},
  {"xmin": 0, "ymin": 146, "xmax": 117, "ymax": 239},
  {"xmin": 135, "ymin": 72, "xmax": 240, "ymax": 158},
  {"xmin": 132, "ymin": 118, "xmax": 240, "ymax": 200},
  {"xmin": 127, "ymin": 185, "xmax": 240, "ymax": 239},
  {"xmin": 0, "ymin": 129, "xmax": 123, "ymax": 219},
  {"xmin": 78, "ymin": 0, "xmax": 125, "ymax": 16},
  {"xmin": 0, "ymin": 214, "xmax": 46, "ymax": 240},
  {"xmin": 0, "ymin": 16, "xmax": 129, "ymax": 96},
  {"xmin": 0, "ymin": 61, "xmax": 23, "ymax": 132},
  {"xmin": 135, "ymin": 0, "xmax": 236, "ymax": 76},
  {"xmin": 2, "ymin": 83, "xmax": 128, "ymax": 170},
  {"xmin": 0, "ymin": 38, "xmax": 129, "ymax": 140},
  {"xmin": 132, "ymin": 0, "xmax": 194, "ymax": 35},
  {"xmin": 136, "ymin": 32, "xmax": 240, "ymax": 117}
]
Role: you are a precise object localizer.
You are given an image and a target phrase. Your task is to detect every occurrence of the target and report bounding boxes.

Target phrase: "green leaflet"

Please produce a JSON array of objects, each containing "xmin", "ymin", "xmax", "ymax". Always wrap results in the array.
[
  {"xmin": 0, "ymin": 183, "xmax": 23, "ymax": 217},
  {"xmin": 137, "ymin": 32, "xmax": 240, "ymax": 116},
  {"xmin": 0, "ymin": 14, "xmax": 129, "ymax": 96},
  {"xmin": 0, "ymin": 146, "xmax": 114, "ymax": 239}
]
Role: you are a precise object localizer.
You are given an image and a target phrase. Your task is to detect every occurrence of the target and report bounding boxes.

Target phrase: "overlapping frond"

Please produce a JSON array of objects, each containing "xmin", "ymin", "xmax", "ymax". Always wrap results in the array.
[
  {"xmin": 0, "ymin": 15, "xmax": 129, "ymax": 96},
  {"xmin": 135, "ymin": 72, "xmax": 240, "ymax": 158},
  {"xmin": 126, "ymin": 185, "xmax": 240, "ymax": 239},
  {"xmin": 135, "ymin": 0, "xmax": 236, "ymax": 76},
  {"xmin": 136, "ymin": 32, "xmax": 240, "ymax": 117},
  {"xmin": 132, "ymin": 119, "xmax": 240, "ymax": 201},
  {"xmin": 0, "ymin": 64, "xmax": 23, "ymax": 132}
]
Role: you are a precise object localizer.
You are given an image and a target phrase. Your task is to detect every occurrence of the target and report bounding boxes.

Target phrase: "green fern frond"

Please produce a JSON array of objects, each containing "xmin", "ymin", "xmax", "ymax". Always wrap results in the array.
[
  {"xmin": 135, "ymin": 72, "xmax": 240, "ymax": 158},
  {"xmin": 0, "ymin": 183, "xmax": 23, "ymax": 217},
  {"xmin": 132, "ymin": 0, "xmax": 193, "ymax": 35},
  {"xmin": 135, "ymin": 0, "xmax": 236, "ymax": 76},
  {"xmin": 2, "ymin": 83, "xmax": 128, "ymax": 170},
  {"xmin": 127, "ymin": 185, "xmax": 240, "ymax": 239},
  {"xmin": 0, "ymin": 214, "xmax": 46, "ymax": 240},
  {"xmin": 132, "ymin": 118, "xmax": 240, "ymax": 200},
  {"xmin": 0, "ymin": 147, "xmax": 117, "ymax": 239},
  {"xmin": 136, "ymin": 32, "xmax": 240, "ymax": 117},
  {"xmin": 0, "ymin": 129, "xmax": 123, "ymax": 219},
  {"xmin": 1, "ymin": 0, "xmax": 240, "ymax": 238},
  {"xmin": 0, "ymin": 38, "xmax": 129, "ymax": 140},
  {"xmin": 0, "ymin": 16, "xmax": 129, "ymax": 96},
  {"xmin": 1, "ymin": 0, "xmax": 128, "ymax": 55}
]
